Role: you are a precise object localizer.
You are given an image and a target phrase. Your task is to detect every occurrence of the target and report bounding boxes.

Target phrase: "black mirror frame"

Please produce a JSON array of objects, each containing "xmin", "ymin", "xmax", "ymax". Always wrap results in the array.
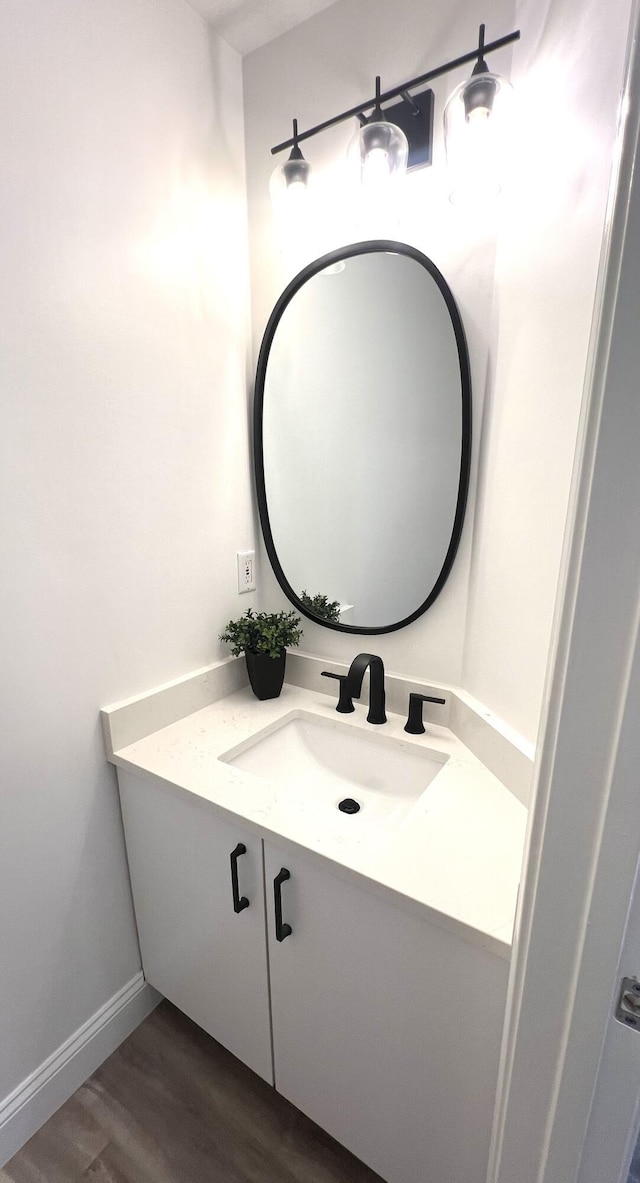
[{"xmin": 253, "ymin": 239, "xmax": 472, "ymax": 635}]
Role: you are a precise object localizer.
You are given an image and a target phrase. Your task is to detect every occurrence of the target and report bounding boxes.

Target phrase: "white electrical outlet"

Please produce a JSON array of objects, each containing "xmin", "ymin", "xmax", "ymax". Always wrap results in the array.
[{"xmin": 237, "ymin": 550, "xmax": 256, "ymax": 593}]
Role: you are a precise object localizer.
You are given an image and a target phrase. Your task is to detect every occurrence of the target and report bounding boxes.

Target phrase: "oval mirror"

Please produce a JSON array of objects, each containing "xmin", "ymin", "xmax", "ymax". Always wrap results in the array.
[{"xmin": 254, "ymin": 240, "xmax": 471, "ymax": 634}]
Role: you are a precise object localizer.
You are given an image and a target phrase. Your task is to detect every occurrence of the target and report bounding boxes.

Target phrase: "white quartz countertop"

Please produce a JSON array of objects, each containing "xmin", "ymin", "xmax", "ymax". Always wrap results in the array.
[{"xmin": 109, "ymin": 681, "xmax": 527, "ymax": 960}]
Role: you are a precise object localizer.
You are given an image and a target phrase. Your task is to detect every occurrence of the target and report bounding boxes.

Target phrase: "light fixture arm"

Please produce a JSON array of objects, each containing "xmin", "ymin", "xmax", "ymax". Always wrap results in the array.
[
  {"xmin": 473, "ymin": 23, "xmax": 490, "ymax": 75},
  {"xmin": 270, "ymin": 25, "xmax": 520, "ymax": 156},
  {"xmin": 368, "ymin": 76, "xmax": 385, "ymax": 123},
  {"xmin": 288, "ymin": 118, "xmax": 304, "ymax": 162}
]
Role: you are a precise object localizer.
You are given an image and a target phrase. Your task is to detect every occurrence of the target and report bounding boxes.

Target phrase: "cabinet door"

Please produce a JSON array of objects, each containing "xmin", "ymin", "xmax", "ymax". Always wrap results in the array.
[
  {"xmin": 119, "ymin": 769, "xmax": 273, "ymax": 1083},
  {"xmin": 265, "ymin": 841, "xmax": 509, "ymax": 1183}
]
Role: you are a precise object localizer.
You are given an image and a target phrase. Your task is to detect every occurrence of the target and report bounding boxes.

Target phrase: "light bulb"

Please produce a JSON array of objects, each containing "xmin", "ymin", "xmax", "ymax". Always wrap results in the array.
[
  {"xmin": 467, "ymin": 107, "xmax": 491, "ymax": 124},
  {"xmin": 286, "ymin": 179, "xmax": 307, "ymax": 198},
  {"xmin": 282, "ymin": 157, "xmax": 311, "ymax": 189},
  {"xmin": 465, "ymin": 106, "xmax": 494, "ymax": 160},
  {"xmin": 362, "ymin": 145, "xmax": 391, "ymax": 187},
  {"xmin": 352, "ymin": 117, "xmax": 408, "ymax": 188}
]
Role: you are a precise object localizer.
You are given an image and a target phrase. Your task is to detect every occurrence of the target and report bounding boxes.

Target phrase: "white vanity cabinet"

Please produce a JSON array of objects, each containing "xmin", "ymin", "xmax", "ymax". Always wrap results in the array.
[
  {"xmin": 118, "ymin": 770, "xmax": 273, "ymax": 1084},
  {"xmin": 264, "ymin": 841, "xmax": 509, "ymax": 1183},
  {"xmin": 118, "ymin": 769, "xmax": 510, "ymax": 1183}
]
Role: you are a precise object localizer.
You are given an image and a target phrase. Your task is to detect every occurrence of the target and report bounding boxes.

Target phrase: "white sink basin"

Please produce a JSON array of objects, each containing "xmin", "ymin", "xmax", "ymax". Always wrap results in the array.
[{"xmin": 220, "ymin": 710, "xmax": 447, "ymax": 840}]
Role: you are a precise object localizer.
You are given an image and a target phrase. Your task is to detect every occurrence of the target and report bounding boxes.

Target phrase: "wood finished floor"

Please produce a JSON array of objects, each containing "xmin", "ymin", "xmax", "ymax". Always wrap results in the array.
[{"xmin": 2, "ymin": 1001, "xmax": 385, "ymax": 1183}]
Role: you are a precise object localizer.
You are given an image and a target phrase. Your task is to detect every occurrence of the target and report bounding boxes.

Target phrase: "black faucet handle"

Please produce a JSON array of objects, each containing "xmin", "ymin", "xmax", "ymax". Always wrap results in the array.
[
  {"xmin": 321, "ymin": 671, "xmax": 355, "ymax": 713},
  {"xmin": 404, "ymin": 692, "xmax": 446, "ymax": 735}
]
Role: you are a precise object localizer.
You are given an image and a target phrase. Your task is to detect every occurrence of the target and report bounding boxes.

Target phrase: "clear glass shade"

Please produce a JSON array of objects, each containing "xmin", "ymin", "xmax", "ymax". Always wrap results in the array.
[
  {"xmin": 443, "ymin": 71, "xmax": 514, "ymax": 205},
  {"xmin": 269, "ymin": 155, "xmax": 312, "ymax": 213},
  {"xmin": 352, "ymin": 117, "xmax": 408, "ymax": 189},
  {"xmin": 269, "ymin": 155, "xmax": 313, "ymax": 268}
]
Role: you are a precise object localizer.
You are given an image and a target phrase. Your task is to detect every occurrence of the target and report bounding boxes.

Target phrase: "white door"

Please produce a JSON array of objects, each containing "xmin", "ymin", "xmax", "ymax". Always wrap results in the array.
[
  {"xmin": 576, "ymin": 860, "xmax": 640, "ymax": 1183},
  {"xmin": 490, "ymin": 5, "xmax": 640, "ymax": 1180},
  {"xmin": 264, "ymin": 840, "xmax": 509, "ymax": 1183},
  {"xmin": 119, "ymin": 769, "xmax": 273, "ymax": 1083}
]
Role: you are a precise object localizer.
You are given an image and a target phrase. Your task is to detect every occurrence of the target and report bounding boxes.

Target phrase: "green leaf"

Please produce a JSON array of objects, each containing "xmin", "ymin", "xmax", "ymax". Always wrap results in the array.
[
  {"xmin": 300, "ymin": 590, "xmax": 341, "ymax": 623},
  {"xmin": 219, "ymin": 608, "xmax": 302, "ymax": 658}
]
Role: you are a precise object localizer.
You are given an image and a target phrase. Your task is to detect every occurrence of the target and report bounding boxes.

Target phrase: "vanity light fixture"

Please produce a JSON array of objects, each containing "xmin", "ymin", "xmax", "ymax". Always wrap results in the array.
[
  {"xmin": 443, "ymin": 24, "xmax": 516, "ymax": 203},
  {"xmin": 269, "ymin": 23, "xmax": 520, "ymax": 207}
]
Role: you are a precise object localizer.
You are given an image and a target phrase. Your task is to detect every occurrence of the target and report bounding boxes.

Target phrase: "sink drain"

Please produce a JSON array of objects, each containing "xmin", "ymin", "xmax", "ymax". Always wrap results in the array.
[{"xmin": 338, "ymin": 798, "xmax": 361, "ymax": 814}]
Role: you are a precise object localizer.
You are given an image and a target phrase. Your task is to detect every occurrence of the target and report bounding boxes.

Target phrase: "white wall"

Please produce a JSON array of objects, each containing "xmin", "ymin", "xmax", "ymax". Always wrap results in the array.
[
  {"xmin": 461, "ymin": 0, "xmax": 633, "ymax": 741},
  {"xmin": 0, "ymin": 0, "xmax": 254, "ymax": 1115},
  {"xmin": 242, "ymin": 0, "xmax": 632, "ymax": 744}
]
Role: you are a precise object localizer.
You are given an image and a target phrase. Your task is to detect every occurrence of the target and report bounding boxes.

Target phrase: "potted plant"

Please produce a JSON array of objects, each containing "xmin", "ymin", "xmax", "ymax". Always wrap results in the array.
[
  {"xmin": 300, "ymin": 590, "xmax": 341, "ymax": 623},
  {"xmin": 219, "ymin": 608, "xmax": 302, "ymax": 700}
]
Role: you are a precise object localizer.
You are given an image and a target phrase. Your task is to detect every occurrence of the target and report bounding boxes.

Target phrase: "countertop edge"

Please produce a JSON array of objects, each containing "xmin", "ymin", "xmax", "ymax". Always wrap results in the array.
[
  {"xmin": 114, "ymin": 755, "xmax": 513, "ymax": 962},
  {"xmin": 108, "ymin": 684, "xmax": 526, "ymax": 964}
]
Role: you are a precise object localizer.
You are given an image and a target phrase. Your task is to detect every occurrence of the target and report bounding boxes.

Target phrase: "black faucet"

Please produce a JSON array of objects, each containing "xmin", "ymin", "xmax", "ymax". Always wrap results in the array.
[{"xmin": 345, "ymin": 653, "xmax": 387, "ymax": 725}]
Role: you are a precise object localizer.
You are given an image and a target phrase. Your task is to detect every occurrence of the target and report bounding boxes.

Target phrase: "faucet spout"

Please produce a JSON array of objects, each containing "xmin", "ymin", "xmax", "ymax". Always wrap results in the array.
[{"xmin": 345, "ymin": 653, "xmax": 387, "ymax": 725}]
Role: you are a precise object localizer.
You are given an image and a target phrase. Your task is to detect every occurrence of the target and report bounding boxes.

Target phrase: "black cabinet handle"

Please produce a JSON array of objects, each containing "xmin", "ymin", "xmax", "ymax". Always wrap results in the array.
[
  {"xmin": 274, "ymin": 868, "xmax": 292, "ymax": 941},
  {"xmin": 230, "ymin": 843, "xmax": 250, "ymax": 913}
]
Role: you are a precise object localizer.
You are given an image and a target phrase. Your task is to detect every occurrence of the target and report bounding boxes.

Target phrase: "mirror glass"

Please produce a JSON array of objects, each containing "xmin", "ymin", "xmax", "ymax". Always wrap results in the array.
[{"xmin": 255, "ymin": 242, "xmax": 471, "ymax": 633}]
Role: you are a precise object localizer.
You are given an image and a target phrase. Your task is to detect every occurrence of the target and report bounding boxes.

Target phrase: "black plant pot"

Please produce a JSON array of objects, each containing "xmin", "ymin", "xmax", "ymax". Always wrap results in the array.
[{"xmin": 245, "ymin": 649, "xmax": 286, "ymax": 701}]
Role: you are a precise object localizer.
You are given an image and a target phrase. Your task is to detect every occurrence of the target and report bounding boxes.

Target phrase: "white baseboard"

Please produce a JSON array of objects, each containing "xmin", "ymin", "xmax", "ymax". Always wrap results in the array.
[{"xmin": 0, "ymin": 972, "xmax": 161, "ymax": 1168}]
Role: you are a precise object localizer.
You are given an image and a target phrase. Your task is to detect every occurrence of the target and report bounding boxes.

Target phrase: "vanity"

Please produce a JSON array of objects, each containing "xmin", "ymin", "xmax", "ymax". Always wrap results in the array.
[{"xmin": 102, "ymin": 653, "xmax": 529, "ymax": 1183}]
